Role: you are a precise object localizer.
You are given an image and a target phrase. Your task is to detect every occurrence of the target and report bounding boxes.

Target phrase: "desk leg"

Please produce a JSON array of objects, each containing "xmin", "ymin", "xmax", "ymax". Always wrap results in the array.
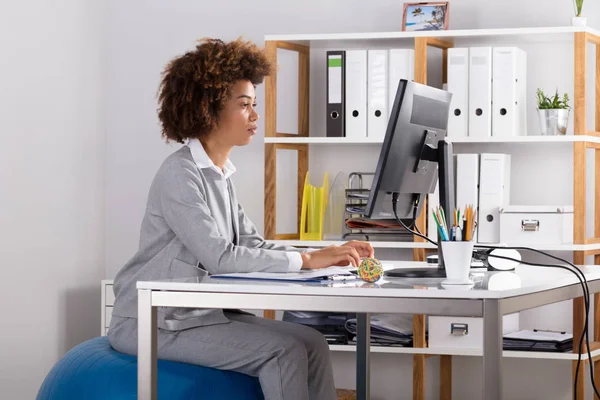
[
  {"xmin": 483, "ymin": 299, "xmax": 502, "ymax": 400},
  {"xmin": 138, "ymin": 289, "xmax": 157, "ymax": 400},
  {"xmin": 356, "ymin": 313, "xmax": 371, "ymax": 400}
]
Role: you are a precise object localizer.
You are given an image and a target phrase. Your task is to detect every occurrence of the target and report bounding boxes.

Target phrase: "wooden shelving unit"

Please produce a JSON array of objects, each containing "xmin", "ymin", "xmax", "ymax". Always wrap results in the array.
[{"xmin": 263, "ymin": 26, "xmax": 600, "ymax": 400}]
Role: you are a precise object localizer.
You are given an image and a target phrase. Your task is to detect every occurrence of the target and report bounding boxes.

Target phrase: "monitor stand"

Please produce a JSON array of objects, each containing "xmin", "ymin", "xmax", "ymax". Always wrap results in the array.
[
  {"xmin": 384, "ymin": 254, "xmax": 482, "ymax": 278},
  {"xmin": 386, "ymin": 138, "xmax": 455, "ymax": 279},
  {"xmin": 384, "ymin": 267, "xmax": 447, "ymax": 278}
]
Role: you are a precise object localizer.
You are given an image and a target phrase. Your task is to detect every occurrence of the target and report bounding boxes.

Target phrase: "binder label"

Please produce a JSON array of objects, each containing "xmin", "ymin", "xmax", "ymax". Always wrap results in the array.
[{"xmin": 328, "ymin": 55, "xmax": 343, "ymax": 104}]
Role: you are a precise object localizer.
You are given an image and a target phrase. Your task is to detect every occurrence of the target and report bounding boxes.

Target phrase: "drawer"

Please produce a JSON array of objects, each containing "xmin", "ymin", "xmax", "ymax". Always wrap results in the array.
[
  {"xmin": 105, "ymin": 284, "xmax": 115, "ymax": 306},
  {"xmin": 429, "ymin": 314, "xmax": 519, "ymax": 350},
  {"xmin": 105, "ymin": 306, "xmax": 113, "ymax": 328}
]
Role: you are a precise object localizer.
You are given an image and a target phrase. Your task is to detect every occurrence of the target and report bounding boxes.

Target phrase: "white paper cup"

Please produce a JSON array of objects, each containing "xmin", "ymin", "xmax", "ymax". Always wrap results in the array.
[{"xmin": 440, "ymin": 241, "xmax": 475, "ymax": 284}]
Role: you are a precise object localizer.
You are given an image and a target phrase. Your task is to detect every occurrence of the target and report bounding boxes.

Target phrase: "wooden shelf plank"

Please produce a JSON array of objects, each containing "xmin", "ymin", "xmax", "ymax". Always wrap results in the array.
[
  {"xmin": 329, "ymin": 344, "xmax": 600, "ymax": 360},
  {"xmin": 266, "ymin": 239, "xmax": 600, "ymax": 252},
  {"xmin": 264, "ymin": 135, "xmax": 600, "ymax": 145},
  {"xmin": 267, "ymin": 240, "xmax": 435, "ymax": 249},
  {"xmin": 265, "ymin": 26, "xmax": 600, "ymax": 45},
  {"xmin": 264, "ymin": 137, "xmax": 382, "ymax": 144}
]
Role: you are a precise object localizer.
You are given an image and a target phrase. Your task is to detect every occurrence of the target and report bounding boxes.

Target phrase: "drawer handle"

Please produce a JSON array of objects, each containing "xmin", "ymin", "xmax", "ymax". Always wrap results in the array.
[
  {"xmin": 521, "ymin": 219, "xmax": 539, "ymax": 232},
  {"xmin": 450, "ymin": 323, "xmax": 468, "ymax": 336}
]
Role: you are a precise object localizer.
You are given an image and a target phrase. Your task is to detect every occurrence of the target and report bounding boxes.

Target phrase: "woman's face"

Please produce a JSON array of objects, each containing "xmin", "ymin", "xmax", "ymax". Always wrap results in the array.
[{"xmin": 212, "ymin": 80, "xmax": 259, "ymax": 147}]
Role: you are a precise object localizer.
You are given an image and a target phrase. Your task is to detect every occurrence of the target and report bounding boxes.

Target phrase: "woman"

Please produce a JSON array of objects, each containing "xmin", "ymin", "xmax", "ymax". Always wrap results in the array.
[{"xmin": 108, "ymin": 38, "xmax": 374, "ymax": 400}]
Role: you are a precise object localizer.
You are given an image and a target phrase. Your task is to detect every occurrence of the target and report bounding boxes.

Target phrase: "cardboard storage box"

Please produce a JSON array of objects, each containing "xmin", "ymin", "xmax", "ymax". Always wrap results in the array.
[{"xmin": 499, "ymin": 205, "xmax": 573, "ymax": 245}]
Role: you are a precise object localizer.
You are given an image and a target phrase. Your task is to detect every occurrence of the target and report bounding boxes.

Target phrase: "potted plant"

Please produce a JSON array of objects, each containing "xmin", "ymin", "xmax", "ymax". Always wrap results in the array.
[
  {"xmin": 572, "ymin": 0, "xmax": 586, "ymax": 26},
  {"xmin": 536, "ymin": 88, "xmax": 570, "ymax": 135}
]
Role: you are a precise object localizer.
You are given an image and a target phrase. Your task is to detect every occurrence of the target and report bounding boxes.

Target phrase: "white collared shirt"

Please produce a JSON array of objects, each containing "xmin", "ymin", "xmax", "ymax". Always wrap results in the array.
[{"xmin": 186, "ymin": 138, "xmax": 302, "ymax": 271}]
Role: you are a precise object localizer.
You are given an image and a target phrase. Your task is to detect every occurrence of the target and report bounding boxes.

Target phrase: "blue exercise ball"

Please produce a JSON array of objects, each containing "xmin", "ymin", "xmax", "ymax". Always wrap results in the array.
[{"xmin": 37, "ymin": 336, "xmax": 264, "ymax": 399}]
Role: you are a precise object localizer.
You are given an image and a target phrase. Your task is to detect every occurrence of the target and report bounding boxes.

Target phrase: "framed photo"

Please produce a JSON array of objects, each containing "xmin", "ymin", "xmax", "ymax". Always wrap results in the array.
[{"xmin": 402, "ymin": 2, "xmax": 449, "ymax": 32}]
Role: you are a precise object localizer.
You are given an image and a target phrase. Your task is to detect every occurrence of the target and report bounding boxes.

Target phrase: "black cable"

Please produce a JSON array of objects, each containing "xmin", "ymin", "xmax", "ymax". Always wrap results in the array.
[
  {"xmin": 484, "ymin": 252, "xmax": 594, "ymax": 400},
  {"xmin": 391, "ymin": 194, "xmax": 598, "ymax": 398},
  {"xmin": 412, "ymin": 195, "xmax": 423, "ymax": 235},
  {"xmin": 471, "ymin": 242, "xmax": 595, "ymax": 399}
]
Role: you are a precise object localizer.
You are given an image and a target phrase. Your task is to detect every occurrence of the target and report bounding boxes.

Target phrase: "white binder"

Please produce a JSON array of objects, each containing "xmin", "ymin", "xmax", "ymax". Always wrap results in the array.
[
  {"xmin": 492, "ymin": 47, "xmax": 527, "ymax": 137},
  {"xmin": 367, "ymin": 49, "xmax": 388, "ymax": 141},
  {"xmin": 345, "ymin": 50, "xmax": 368, "ymax": 139},
  {"xmin": 478, "ymin": 153, "xmax": 511, "ymax": 243},
  {"xmin": 468, "ymin": 47, "xmax": 493, "ymax": 138},
  {"xmin": 447, "ymin": 48, "xmax": 469, "ymax": 138},
  {"xmin": 455, "ymin": 154, "xmax": 479, "ymax": 241},
  {"xmin": 388, "ymin": 49, "xmax": 414, "ymax": 115}
]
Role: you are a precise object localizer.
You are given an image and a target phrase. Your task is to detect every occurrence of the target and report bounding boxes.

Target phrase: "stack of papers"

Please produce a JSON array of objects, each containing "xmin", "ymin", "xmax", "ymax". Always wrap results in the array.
[
  {"xmin": 211, "ymin": 266, "xmax": 358, "ymax": 283},
  {"xmin": 283, "ymin": 311, "xmax": 353, "ymax": 345},
  {"xmin": 345, "ymin": 314, "xmax": 413, "ymax": 346},
  {"xmin": 503, "ymin": 330, "xmax": 573, "ymax": 352}
]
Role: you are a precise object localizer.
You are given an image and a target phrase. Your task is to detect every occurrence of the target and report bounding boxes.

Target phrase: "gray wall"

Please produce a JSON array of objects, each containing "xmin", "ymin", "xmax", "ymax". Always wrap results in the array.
[{"xmin": 0, "ymin": 1, "xmax": 107, "ymax": 399}]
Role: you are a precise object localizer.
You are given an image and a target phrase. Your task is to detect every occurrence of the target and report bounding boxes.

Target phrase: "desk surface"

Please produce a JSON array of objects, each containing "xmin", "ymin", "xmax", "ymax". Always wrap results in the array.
[{"xmin": 137, "ymin": 263, "xmax": 600, "ymax": 300}]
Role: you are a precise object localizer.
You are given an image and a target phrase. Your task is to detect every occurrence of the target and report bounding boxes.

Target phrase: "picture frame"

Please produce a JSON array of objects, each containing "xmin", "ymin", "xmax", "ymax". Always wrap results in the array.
[{"xmin": 402, "ymin": 2, "xmax": 450, "ymax": 32}]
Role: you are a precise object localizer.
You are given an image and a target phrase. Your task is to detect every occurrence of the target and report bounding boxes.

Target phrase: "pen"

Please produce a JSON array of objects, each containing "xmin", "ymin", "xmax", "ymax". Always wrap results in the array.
[
  {"xmin": 533, "ymin": 328, "xmax": 566, "ymax": 334},
  {"xmin": 455, "ymin": 227, "xmax": 463, "ymax": 241}
]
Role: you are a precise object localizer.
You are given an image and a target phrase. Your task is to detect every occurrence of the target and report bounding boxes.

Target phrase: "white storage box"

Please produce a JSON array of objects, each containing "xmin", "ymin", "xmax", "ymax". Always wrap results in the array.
[
  {"xmin": 429, "ymin": 314, "xmax": 519, "ymax": 350},
  {"xmin": 499, "ymin": 205, "xmax": 573, "ymax": 245}
]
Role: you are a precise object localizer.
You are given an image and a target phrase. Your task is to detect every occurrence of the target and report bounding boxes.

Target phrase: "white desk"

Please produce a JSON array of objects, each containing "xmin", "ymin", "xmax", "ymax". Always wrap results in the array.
[{"xmin": 137, "ymin": 264, "xmax": 600, "ymax": 400}]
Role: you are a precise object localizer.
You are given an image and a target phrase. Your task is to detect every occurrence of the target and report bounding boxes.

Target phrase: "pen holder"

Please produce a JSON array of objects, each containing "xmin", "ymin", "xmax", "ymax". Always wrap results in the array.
[{"xmin": 440, "ymin": 241, "xmax": 475, "ymax": 284}]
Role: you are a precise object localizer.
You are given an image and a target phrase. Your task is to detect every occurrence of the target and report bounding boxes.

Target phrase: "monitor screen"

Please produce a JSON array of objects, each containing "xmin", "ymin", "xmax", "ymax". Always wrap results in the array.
[{"xmin": 363, "ymin": 79, "xmax": 452, "ymax": 220}]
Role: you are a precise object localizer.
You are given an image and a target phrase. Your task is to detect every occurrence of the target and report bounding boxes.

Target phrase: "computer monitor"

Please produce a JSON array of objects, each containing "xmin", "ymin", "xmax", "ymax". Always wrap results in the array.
[{"xmin": 363, "ymin": 79, "xmax": 455, "ymax": 277}]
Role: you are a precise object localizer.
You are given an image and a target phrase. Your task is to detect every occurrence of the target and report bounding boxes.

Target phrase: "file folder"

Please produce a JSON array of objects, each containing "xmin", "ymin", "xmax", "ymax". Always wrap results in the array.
[
  {"xmin": 447, "ymin": 48, "xmax": 469, "ymax": 138},
  {"xmin": 478, "ymin": 153, "xmax": 511, "ymax": 243},
  {"xmin": 388, "ymin": 49, "xmax": 414, "ymax": 117},
  {"xmin": 492, "ymin": 47, "xmax": 527, "ymax": 137},
  {"xmin": 468, "ymin": 47, "xmax": 492, "ymax": 138},
  {"xmin": 326, "ymin": 51, "xmax": 346, "ymax": 137},
  {"xmin": 345, "ymin": 50, "xmax": 368, "ymax": 139},
  {"xmin": 503, "ymin": 330, "xmax": 573, "ymax": 352},
  {"xmin": 367, "ymin": 49, "xmax": 388, "ymax": 141}
]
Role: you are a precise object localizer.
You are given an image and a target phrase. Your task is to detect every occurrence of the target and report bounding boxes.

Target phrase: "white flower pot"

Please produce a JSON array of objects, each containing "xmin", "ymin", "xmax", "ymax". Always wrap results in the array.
[{"xmin": 572, "ymin": 16, "xmax": 587, "ymax": 27}]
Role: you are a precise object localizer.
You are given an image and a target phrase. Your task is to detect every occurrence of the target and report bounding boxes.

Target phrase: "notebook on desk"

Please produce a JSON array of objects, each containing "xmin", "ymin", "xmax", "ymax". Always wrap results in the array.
[{"xmin": 211, "ymin": 266, "xmax": 359, "ymax": 283}]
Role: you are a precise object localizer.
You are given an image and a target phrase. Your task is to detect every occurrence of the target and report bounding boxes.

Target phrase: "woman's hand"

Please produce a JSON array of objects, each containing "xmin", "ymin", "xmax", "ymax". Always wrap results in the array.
[
  {"xmin": 340, "ymin": 240, "xmax": 375, "ymax": 259},
  {"xmin": 300, "ymin": 240, "xmax": 375, "ymax": 270}
]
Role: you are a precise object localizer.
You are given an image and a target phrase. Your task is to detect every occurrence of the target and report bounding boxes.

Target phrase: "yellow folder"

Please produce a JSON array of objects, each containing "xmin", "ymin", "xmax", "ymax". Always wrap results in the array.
[{"xmin": 300, "ymin": 172, "xmax": 329, "ymax": 241}]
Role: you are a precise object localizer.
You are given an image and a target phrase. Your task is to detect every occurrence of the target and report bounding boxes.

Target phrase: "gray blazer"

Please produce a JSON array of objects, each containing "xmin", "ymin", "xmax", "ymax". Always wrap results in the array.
[{"xmin": 112, "ymin": 146, "xmax": 303, "ymax": 331}]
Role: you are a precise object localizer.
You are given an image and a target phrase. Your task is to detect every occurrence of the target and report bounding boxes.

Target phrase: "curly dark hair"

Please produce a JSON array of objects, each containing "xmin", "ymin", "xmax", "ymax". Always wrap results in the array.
[{"xmin": 157, "ymin": 38, "xmax": 274, "ymax": 143}]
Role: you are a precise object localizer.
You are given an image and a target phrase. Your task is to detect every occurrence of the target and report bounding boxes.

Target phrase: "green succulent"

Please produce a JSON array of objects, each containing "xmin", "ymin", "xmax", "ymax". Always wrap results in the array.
[{"xmin": 536, "ymin": 88, "xmax": 571, "ymax": 110}]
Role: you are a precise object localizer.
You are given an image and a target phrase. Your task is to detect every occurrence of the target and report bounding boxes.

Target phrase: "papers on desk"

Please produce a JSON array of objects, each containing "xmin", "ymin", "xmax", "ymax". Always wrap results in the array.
[
  {"xmin": 211, "ymin": 266, "xmax": 358, "ymax": 283},
  {"xmin": 503, "ymin": 330, "xmax": 573, "ymax": 352}
]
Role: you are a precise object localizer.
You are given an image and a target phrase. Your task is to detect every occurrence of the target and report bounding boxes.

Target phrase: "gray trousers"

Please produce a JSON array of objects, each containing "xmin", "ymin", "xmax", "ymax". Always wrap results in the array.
[{"xmin": 108, "ymin": 312, "xmax": 337, "ymax": 400}]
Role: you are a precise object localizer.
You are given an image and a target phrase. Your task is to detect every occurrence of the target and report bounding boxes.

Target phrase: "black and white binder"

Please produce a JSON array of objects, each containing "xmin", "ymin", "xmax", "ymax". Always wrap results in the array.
[{"xmin": 326, "ymin": 51, "xmax": 346, "ymax": 137}]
